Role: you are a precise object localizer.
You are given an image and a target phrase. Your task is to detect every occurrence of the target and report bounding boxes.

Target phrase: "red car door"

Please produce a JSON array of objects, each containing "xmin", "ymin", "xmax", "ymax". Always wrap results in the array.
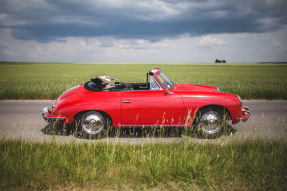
[{"xmin": 121, "ymin": 90, "xmax": 184, "ymax": 126}]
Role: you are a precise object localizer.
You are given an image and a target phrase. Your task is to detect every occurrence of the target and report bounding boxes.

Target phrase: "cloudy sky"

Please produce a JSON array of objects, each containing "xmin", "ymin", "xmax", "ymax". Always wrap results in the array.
[{"xmin": 0, "ymin": 0, "xmax": 287, "ymax": 63}]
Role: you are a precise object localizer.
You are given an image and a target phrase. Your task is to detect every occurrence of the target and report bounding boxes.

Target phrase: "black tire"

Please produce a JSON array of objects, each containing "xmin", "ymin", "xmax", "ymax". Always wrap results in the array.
[
  {"xmin": 74, "ymin": 111, "xmax": 108, "ymax": 139},
  {"xmin": 194, "ymin": 107, "xmax": 227, "ymax": 138}
]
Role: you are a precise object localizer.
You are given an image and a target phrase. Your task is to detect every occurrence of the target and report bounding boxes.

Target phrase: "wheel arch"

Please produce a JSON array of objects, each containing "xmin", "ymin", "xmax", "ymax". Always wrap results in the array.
[
  {"xmin": 196, "ymin": 105, "xmax": 232, "ymax": 120},
  {"xmin": 73, "ymin": 110, "xmax": 114, "ymax": 127}
]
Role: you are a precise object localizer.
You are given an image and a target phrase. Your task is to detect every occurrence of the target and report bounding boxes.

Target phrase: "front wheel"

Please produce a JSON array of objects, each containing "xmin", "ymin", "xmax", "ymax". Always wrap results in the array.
[
  {"xmin": 74, "ymin": 111, "xmax": 108, "ymax": 139},
  {"xmin": 194, "ymin": 107, "xmax": 227, "ymax": 138}
]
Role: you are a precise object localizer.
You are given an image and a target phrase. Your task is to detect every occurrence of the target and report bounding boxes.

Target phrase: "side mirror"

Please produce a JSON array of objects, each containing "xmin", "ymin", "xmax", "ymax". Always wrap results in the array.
[{"xmin": 165, "ymin": 90, "xmax": 174, "ymax": 95}]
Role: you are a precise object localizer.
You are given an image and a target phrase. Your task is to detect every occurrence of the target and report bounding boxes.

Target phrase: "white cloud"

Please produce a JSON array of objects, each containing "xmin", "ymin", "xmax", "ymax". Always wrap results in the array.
[
  {"xmin": 198, "ymin": 35, "xmax": 225, "ymax": 48},
  {"xmin": 98, "ymin": 37, "xmax": 114, "ymax": 48},
  {"xmin": 115, "ymin": 38, "xmax": 173, "ymax": 49},
  {"xmin": 272, "ymin": 40, "xmax": 282, "ymax": 48}
]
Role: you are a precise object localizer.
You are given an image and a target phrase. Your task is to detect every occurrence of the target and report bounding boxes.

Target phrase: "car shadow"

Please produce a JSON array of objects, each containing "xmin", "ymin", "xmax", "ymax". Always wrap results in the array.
[
  {"xmin": 41, "ymin": 123, "xmax": 237, "ymax": 139},
  {"xmin": 41, "ymin": 123, "xmax": 73, "ymax": 136},
  {"xmin": 107, "ymin": 124, "xmax": 236, "ymax": 139}
]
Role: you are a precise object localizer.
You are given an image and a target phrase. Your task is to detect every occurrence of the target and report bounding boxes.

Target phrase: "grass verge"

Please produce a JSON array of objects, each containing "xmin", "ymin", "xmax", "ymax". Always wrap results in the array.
[{"xmin": 0, "ymin": 137, "xmax": 286, "ymax": 190}]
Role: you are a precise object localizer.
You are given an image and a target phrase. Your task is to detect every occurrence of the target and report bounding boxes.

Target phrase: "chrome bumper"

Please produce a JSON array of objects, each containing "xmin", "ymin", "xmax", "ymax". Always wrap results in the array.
[
  {"xmin": 42, "ymin": 107, "xmax": 66, "ymax": 122},
  {"xmin": 241, "ymin": 106, "xmax": 250, "ymax": 122}
]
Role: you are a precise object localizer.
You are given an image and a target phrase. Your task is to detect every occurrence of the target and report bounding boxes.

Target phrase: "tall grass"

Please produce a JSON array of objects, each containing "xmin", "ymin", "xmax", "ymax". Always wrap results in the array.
[
  {"xmin": 0, "ymin": 137, "xmax": 286, "ymax": 190},
  {"xmin": 0, "ymin": 62, "xmax": 287, "ymax": 99}
]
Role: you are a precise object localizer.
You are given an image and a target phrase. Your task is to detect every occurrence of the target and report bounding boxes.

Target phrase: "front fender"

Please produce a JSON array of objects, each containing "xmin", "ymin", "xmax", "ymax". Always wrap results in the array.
[
  {"xmin": 52, "ymin": 89, "xmax": 122, "ymax": 125},
  {"xmin": 180, "ymin": 92, "xmax": 242, "ymax": 123}
]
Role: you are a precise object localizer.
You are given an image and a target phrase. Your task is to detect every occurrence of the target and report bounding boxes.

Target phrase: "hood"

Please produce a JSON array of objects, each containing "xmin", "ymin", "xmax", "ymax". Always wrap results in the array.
[
  {"xmin": 54, "ymin": 84, "xmax": 85, "ymax": 108},
  {"xmin": 60, "ymin": 85, "xmax": 82, "ymax": 99},
  {"xmin": 172, "ymin": 84, "xmax": 219, "ymax": 92},
  {"xmin": 183, "ymin": 84, "xmax": 219, "ymax": 91}
]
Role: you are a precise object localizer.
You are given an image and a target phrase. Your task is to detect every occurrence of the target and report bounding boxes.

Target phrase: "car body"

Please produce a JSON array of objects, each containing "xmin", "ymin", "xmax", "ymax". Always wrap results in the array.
[{"xmin": 42, "ymin": 68, "xmax": 250, "ymax": 138}]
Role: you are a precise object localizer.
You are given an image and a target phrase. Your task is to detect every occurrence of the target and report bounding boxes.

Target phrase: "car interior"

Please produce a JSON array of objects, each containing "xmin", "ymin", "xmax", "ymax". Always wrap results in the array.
[{"xmin": 84, "ymin": 80, "xmax": 151, "ymax": 92}]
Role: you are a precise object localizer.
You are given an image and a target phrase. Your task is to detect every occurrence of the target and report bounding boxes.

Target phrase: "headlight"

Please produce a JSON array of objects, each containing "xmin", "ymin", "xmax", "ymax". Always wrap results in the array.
[
  {"xmin": 43, "ymin": 107, "xmax": 48, "ymax": 113},
  {"xmin": 49, "ymin": 100, "xmax": 56, "ymax": 113},
  {"xmin": 52, "ymin": 100, "xmax": 56, "ymax": 108},
  {"xmin": 236, "ymin": 94, "xmax": 242, "ymax": 104}
]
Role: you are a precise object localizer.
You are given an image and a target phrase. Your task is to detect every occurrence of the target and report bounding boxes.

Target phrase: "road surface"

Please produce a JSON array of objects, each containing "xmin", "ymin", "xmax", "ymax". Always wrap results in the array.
[{"xmin": 0, "ymin": 100, "xmax": 286, "ymax": 144}]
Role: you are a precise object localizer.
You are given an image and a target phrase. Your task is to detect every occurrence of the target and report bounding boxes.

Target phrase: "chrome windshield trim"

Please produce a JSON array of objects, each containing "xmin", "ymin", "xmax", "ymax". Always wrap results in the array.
[{"xmin": 157, "ymin": 71, "xmax": 174, "ymax": 89}]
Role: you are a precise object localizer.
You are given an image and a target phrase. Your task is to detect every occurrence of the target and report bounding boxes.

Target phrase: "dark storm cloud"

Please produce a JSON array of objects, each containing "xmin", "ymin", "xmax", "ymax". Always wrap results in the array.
[{"xmin": 1, "ymin": 0, "xmax": 286, "ymax": 42}]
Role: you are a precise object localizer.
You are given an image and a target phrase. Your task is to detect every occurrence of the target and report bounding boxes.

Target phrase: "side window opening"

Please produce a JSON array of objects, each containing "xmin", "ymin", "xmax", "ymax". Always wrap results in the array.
[{"xmin": 150, "ymin": 76, "xmax": 162, "ymax": 90}]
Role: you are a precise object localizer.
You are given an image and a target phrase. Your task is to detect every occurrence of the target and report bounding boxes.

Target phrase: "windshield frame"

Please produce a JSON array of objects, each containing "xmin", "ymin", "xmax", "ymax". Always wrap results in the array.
[{"xmin": 157, "ymin": 71, "xmax": 174, "ymax": 90}]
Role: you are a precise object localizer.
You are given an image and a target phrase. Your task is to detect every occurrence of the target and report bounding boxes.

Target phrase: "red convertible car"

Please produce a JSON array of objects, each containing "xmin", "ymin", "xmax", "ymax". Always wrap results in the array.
[{"xmin": 42, "ymin": 68, "xmax": 250, "ymax": 138}]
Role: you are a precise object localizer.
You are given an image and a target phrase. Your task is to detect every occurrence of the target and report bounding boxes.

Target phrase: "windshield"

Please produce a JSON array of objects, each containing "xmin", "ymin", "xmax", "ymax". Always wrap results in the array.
[{"xmin": 157, "ymin": 71, "xmax": 174, "ymax": 89}]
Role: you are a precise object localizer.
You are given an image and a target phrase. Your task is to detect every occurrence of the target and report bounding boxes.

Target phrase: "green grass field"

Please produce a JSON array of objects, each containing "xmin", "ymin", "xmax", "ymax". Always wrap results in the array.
[
  {"xmin": 0, "ymin": 138, "xmax": 286, "ymax": 190},
  {"xmin": 0, "ymin": 62, "xmax": 287, "ymax": 100}
]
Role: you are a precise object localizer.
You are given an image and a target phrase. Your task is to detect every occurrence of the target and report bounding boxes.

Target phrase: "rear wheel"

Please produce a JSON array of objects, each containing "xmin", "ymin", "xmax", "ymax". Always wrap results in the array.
[
  {"xmin": 195, "ymin": 107, "xmax": 227, "ymax": 138},
  {"xmin": 74, "ymin": 111, "xmax": 108, "ymax": 139}
]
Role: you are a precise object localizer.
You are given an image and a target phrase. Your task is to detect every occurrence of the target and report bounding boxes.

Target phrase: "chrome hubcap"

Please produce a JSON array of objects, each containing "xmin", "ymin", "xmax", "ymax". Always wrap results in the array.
[
  {"xmin": 200, "ymin": 111, "xmax": 222, "ymax": 135},
  {"xmin": 81, "ymin": 112, "xmax": 104, "ymax": 134}
]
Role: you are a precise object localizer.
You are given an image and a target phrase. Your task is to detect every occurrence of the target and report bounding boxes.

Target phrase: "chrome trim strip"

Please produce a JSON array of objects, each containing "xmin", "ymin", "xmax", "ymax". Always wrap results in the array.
[
  {"xmin": 42, "ymin": 113, "xmax": 66, "ymax": 121},
  {"xmin": 118, "ymin": 124, "xmax": 189, "ymax": 128},
  {"xmin": 62, "ymin": 85, "xmax": 80, "ymax": 95},
  {"xmin": 236, "ymin": 94, "xmax": 242, "ymax": 105}
]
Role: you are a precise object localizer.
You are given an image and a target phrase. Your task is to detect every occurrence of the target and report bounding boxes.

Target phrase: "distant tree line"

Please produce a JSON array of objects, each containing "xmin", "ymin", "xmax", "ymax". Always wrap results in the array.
[{"xmin": 215, "ymin": 59, "xmax": 226, "ymax": 63}]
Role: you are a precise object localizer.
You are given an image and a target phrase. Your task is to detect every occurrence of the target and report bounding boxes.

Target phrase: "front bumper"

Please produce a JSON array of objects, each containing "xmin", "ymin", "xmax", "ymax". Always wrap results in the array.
[
  {"xmin": 237, "ymin": 106, "xmax": 250, "ymax": 122},
  {"xmin": 42, "ymin": 107, "xmax": 67, "ymax": 123}
]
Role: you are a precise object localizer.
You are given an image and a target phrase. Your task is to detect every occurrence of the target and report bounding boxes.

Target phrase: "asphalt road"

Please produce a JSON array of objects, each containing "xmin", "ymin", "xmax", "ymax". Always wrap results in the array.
[{"xmin": 0, "ymin": 100, "xmax": 286, "ymax": 144}]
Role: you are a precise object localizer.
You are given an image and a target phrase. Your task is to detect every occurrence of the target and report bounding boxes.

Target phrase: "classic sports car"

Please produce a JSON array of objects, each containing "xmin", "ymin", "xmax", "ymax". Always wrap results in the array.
[{"xmin": 42, "ymin": 68, "xmax": 250, "ymax": 138}]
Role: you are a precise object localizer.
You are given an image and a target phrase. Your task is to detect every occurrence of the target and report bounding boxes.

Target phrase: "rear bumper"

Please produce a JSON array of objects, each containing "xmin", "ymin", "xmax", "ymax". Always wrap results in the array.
[
  {"xmin": 236, "ymin": 107, "xmax": 250, "ymax": 122},
  {"xmin": 42, "ymin": 107, "xmax": 67, "ymax": 123}
]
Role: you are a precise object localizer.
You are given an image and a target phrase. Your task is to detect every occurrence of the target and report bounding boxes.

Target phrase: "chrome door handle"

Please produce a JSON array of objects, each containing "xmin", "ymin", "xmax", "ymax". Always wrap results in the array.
[{"xmin": 123, "ymin": 100, "xmax": 132, "ymax": 103}]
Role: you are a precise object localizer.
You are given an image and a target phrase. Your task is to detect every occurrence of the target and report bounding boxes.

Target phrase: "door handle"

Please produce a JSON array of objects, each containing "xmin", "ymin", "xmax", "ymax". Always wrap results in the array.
[{"xmin": 123, "ymin": 100, "xmax": 133, "ymax": 103}]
